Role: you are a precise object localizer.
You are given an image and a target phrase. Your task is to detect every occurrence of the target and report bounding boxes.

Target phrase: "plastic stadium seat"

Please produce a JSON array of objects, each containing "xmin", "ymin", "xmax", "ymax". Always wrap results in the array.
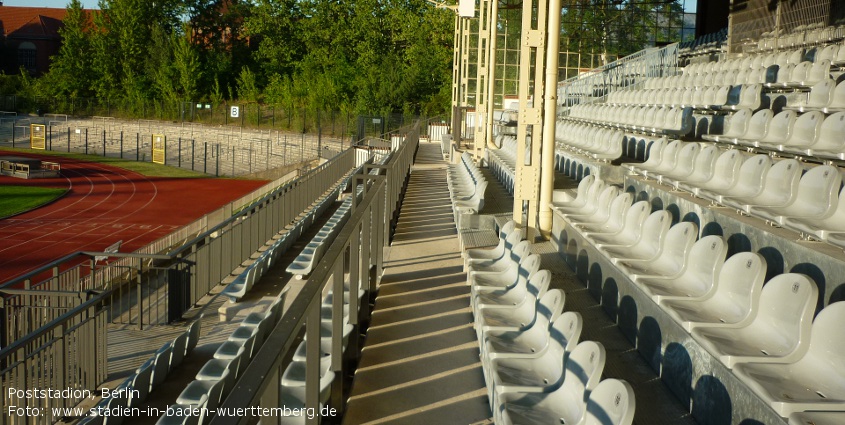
[
  {"xmin": 700, "ymin": 154, "xmax": 771, "ymax": 203},
  {"xmin": 785, "ymin": 78, "xmax": 836, "ymax": 112},
  {"xmin": 615, "ymin": 221, "xmax": 698, "ymax": 273},
  {"xmin": 473, "ymin": 269, "xmax": 551, "ymax": 318},
  {"xmin": 599, "ymin": 211, "xmax": 674, "ymax": 264},
  {"xmin": 721, "ymin": 158, "xmax": 801, "ymax": 214},
  {"xmin": 666, "ymin": 145, "xmax": 719, "ymax": 190},
  {"xmin": 130, "ymin": 360, "xmax": 153, "ymax": 407},
  {"xmin": 185, "ymin": 317, "xmax": 202, "ymax": 356},
  {"xmin": 691, "ymin": 273, "xmax": 817, "ymax": 368},
  {"xmin": 552, "ymin": 174, "xmax": 596, "ymax": 210},
  {"xmin": 468, "ymin": 240, "xmax": 532, "ymax": 275},
  {"xmin": 580, "ymin": 200, "xmax": 651, "ymax": 242},
  {"xmin": 636, "ymin": 235, "xmax": 727, "ymax": 302},
  {"xmin": 476, "ymin": 288, "xmax": 564, "ymax": 344},
  {"xmin": 789, "ymin": 411, "xmax": 845, "ymax": 425},
  {"xmin": 750, "ymin": 164, "xmax": 842, "ymax": 225},
  {"xmin": 633, "ymin": 139, "xmax": 682, "ymax": 179},
  {"xmin": 196, "ymin": 347, "xmax": 241, "ymax": 397},
  {"xmin": 733, "ymin": 108, "xmax": 774, "ymax": 146},
  {"xmin": 279, "ymin": 363, "xmax": 335, "ymax": 425},
  {"xmin": 177, "ymin": 373, "xmax": 227, "ymax": 415},
  {"xmin": 785, "ymin": 185, "xmax": 845, "ymax": 240},
  {"xmin": 556, "ymin": 184, "xmax": 620, "ymax": 219},
  {"xmin": 483, "ymin": 311, "xmax": 582, "ymax": 371},
  {"xmin": 752, "ymin": 110, "xmax": 797, "ymax": 148},
  {"xmin": 681, "ymin": 149, "xmax": 743, "ymax": 196},
  {"xmin": 622, "ymin": 137, "xmax": 666, "ymax": 173},
  {"xmin": 590, "ymin": 207, "xmax": 663, "ymax": 249},
  {"xmin": 776, "ymin": 111, "xmax": 824, "ymax": 153},
  {"xmin": 654, "ymin": 142, "xmax": 699, "ymax": 184},
  {"xmin": 495, "ymin": 341, "xmax": 607, "ymax": 425},
  {"xmin": 732, "ymin": 302, "xmax": 845, "ymax": 417},
  {"xmin": 703, "ymin": 108, "xmax": 752, "ymax": 143},
  {"xmin": 568, "ymin": 192, "xmax": 633, "ymax": 229},
  {"xmin": 804, "ymin": 111, "xmax": 845, "ymax": 159},
  {"xmin": 579, "ymin": 379, "xmax": 636, "ymax": 425},
  {"xmin": 470, "ymin": 252, "xmax": 542, "ymax": 316},
  {"xmin": 465, "ymin": 221, "xmax": 519, "ymax": 265},
  {"xmin": 661, "ymin": 252, "xmax": 766, "ymax": 332},
  {"xmin": 788, "ymin": 59, "xmax": 831, "ymax": 88},
  {"xmin": 151, "ymin": 342, "xmax": 173, "ymax": 390},
  {"xmin": 552, "ymin": 176, "xmax": 604, "ymax": 213},
  {"xmin": 215, "ymin": 333, "xmax": 257, "ymax": 363}
]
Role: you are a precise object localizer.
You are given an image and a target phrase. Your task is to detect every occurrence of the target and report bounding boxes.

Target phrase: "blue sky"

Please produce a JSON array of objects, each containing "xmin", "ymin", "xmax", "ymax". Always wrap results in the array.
[{"xmin": 2, "ymin": 0, "xmax": 98, "ymax": 8}]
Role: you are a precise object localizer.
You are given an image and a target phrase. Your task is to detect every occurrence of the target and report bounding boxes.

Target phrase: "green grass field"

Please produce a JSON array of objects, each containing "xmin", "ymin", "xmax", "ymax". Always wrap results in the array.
[
  {"xmin": 0, "ymin": 147, "xmax": 208, "ymax": 178},
  {"xmin": 0, "ymin": 185, "xmax": 67, "ymax": 218}
]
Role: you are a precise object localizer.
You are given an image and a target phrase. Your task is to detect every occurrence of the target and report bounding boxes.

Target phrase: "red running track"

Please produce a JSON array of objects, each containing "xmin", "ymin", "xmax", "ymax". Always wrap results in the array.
[{"xmin": 0, "ymin": 150, "xmax": 267, "ymax": 284}]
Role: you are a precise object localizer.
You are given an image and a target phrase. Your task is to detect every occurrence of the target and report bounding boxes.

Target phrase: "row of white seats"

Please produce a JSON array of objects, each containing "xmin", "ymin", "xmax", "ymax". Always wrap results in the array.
[
  {"xmin": 784, "ymin": 77, "xmax": 845, "ymax": 113},
  {"xmin": 702, "ymin": 107, "xmax": 845, "ymax": 159},
  {"xmin": 447, "ymin": 152, "xmax": 488, "ymax": 217},
  {"xmin": 766, "ymin": 59, "xmax": 832, "ymax": 90},
  {"xmin": 554, "ymin": 178, "xmax": 845, "ymax": 419},
  {"xmin": 285, "ymin": 159, "xmax": 381, "ymax": 278},
  {"xmin": 752, "ymin": 26, "xmax": 845, "ymax": 54},
  {"xmin": 568, "ymin": 104, "xmax": 693, "ymax": 136},
  {"xmin": 79, "ymin": 319, "xmax": 202, "ymax": 425},
  {"xmin": 222, "ymin": 165, "xmax": 362, "ymax": 301},
  {"xmin": 555, "ymin": 120, "xmax": 624, "ymax": 161},
  {"xmin": 464, "ymin": 222, "xmax": 635, "ymax": 425},
  {"xmin": 157, "ymin": 291, "xmax": 289, "ymax": 424},
  {"xmin": 489, "ymin": 134, "xmax": 519, "ymax": 194},
  {"xmin": 606, "ymin": 84, "xmax": 763, "ymax": 111},
  {"xmin": 683, "ymin": 48, "xmax": 806, "ymax": 77},
  {"xmin": 626, "ymin": 140, "xmax": 845, "ymax": 248}
]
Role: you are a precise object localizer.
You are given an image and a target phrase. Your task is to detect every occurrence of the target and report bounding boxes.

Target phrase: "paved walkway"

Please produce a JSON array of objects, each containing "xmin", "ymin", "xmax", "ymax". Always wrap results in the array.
[{"xmin": 343, "ymin": 142, "xmax": 491, "ymax": 425}]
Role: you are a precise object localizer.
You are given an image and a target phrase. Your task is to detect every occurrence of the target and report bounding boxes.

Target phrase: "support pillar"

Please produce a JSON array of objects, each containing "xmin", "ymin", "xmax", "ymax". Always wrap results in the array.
[
  {"xmin": 512, "ymin": 0, "xmax": 548, "ymax": 240},
  {"xmin": 539, "ymin": 0, "xmax": 562, "ymax": 238}
]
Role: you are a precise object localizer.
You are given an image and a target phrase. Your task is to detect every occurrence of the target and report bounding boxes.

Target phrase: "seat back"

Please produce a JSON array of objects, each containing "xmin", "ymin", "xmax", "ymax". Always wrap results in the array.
[
  {"xmin": 762, "ymin": 159, "xmax": 802, "ymax": 199},
  {"xmin": 553, "ymin": 311, "xmax": 584, "ymax": 356},
  {"xmin": 757, "ymin": 273, "xmax": 818, "ymax": 352},
  {"xmin": 131, "ymin": 360, "xmax": 153, "ymax": 406},
  {"xmin": 687, "ymin": 145, "xmax": 720, "ymax": 180},
  {"xmin": 538, "ymin": 288, "xmax": 565, "ymax": 324},
  {"xmin": 546, "ymin": 340, "xmax": 607, "ymax": 423},
  {"xmin": 151, "ymin": 342, "xmax": 173, "ymax": 389},
  {"xmin": 807, "ymin": 78, "xmax": 835, "ymax": 106},
  {"xmin": 761, "ymin": 110, "xmax": 797, "ymax": 144},
  {"xmin": 584, "ymin": 379, "xmax": 637, "ymax": 425},
  {"xmin": 684, "ymin": 235, "xmax": 728, "ymax": 293},
  {"xmin": 642, "ymin": 138, "xmax": 668, "ymax": 166},
  {"xmin": 790, "ymin": 165, "xmax": 843, "ymax": 215},
  {"xmin": 786, "ymin": 111, "xmax": 823, "ymax": 148},
  {"xmin": 662, "ymin": 222, "xmax": 699, "ymax": 255},
  {"xmin": 665, "ymin": 142, "xmax": 699, "ymax": 176},
  {"xmin": 743, "ymin": 109, "xmax": 774, "ymax": 140},
  {"xmin": 186, "ymin": 317, "xmax": 202, "ymax": 356},
  {"xmin": 707, "ymin": 252, "xmax": 767, "ymax": 323},
  {"xmin": 499, "ymin": 220, "xmax": 516, "ymax": 240},
  {"xmin": 829, "ymin": 80, "xmax": 845, "ymax": 108},
  {"xmin": 631, "ymin": 211, "xmax": 672, "ymax": 254},
  {"xmin": 508, "ymin": 240, "xmax": 532, "ymax": 265},
  {"xmin": 724, "ymin": 108, "xmax": 752, "ymax": 137},
  {"xmin": 526, "ymin": 269, "xmax": 552, "ymax": 299},
  {"xmin": 711, "ymin": 149, "xmax": 743, "ymax": 184},
  {"xmin": 733, "ymin": 154, "xmax": 772, "ymax": 196},
  {"xmin": 813, "ymin": 111, "xmax": 845, "ymax": 152},
  {"xmin": 516, "ymin": 253, "xmax": 543, "ymax": 289},
  {"xmin": 805, "ymin": 302, "xmax": 845, "ymax": 364},
  {"xmin": 652, "ymin": 139, "xmax": 682, "ymax": 172},
  {"xmin": 806, "ymin": 59, "xmax": 831, "ymax": 84},
  {"xmin": 604, "ymin": 193, "xmax": 634, "ymax": 225}
]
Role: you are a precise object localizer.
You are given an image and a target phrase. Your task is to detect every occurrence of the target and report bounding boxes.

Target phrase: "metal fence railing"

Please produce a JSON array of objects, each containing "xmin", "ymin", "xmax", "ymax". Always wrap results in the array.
[
  {"xmin": 213, "ymin": 121, "xmax": 420, "ymax": 425},
  {"xmin": 0, "ymin": 117, "xmax": 426, "ymax": 425}
]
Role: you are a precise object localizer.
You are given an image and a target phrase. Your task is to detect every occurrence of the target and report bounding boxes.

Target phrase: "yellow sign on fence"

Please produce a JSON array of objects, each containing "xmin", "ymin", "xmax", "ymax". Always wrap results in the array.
[
  {"xmin": 152, "ymin": 134, "xmax": 166, "ymax": 164},
  {"xmin": 30, "ymin": 124, "xmax": 46, "ymax": 150}
]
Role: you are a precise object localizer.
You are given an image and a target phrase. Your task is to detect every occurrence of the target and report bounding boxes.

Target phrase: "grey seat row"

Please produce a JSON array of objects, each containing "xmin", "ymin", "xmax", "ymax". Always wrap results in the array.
[
  {"xmin": 555, "ymin": 177, "xmax": 845, "ymax": 419},
  {"xmin": 465, "ymin": 222, "xmax": 636, "ymax": 425}
]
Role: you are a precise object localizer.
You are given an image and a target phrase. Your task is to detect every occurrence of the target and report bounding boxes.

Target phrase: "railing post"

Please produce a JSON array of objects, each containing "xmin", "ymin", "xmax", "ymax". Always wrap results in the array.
[
  {"xmin": 331, "ymin": 259, "xmax": 345, "ymax": 412},
  {"xmin": 304, "ymin": 300, "xmax": 321, "ymax": 425}
]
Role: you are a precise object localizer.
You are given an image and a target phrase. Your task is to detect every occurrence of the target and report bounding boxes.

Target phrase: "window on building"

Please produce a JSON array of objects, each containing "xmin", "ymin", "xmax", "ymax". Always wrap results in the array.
[{"xmin": 18, "ymin": 42, "xmax": 37, "ymax": 73}]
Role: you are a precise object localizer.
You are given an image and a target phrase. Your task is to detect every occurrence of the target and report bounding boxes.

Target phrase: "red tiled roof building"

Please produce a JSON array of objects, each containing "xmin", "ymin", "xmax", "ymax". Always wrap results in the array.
[{"xmin": 0, "ymin": 5, "xmax": 70, "ymax": 75}]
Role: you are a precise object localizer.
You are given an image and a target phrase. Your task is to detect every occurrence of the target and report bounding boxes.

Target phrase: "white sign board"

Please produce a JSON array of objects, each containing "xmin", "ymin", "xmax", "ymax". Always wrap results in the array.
[
  {"xmin": 459, "ymin": 0, "xmax": 475, "ymax": 18},
  {"xmin": 230, "ymin": 106, "xmax": 240, "ymax": 118}
]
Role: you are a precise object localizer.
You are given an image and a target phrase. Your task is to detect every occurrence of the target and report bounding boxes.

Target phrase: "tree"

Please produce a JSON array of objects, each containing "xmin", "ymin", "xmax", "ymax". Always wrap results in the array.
[{"xmin": 46, "ymin": 0, "xmax": 93, "ymax": 97}]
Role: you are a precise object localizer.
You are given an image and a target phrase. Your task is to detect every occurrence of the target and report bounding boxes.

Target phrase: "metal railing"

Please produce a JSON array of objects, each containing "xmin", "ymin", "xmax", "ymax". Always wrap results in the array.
[
  {"xmin": 557, "ymin": 43, "xmax": 681, "ymax": 108},
  {"xmin": 211, "ymin": 122, "xmax": 420, "ymax": 425}
]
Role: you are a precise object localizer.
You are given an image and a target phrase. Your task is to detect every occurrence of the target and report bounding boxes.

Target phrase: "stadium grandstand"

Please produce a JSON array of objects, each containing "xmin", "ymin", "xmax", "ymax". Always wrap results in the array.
[{"xmin": 3, "ymin": 0, "xmax": 845, "ymax": 425}]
